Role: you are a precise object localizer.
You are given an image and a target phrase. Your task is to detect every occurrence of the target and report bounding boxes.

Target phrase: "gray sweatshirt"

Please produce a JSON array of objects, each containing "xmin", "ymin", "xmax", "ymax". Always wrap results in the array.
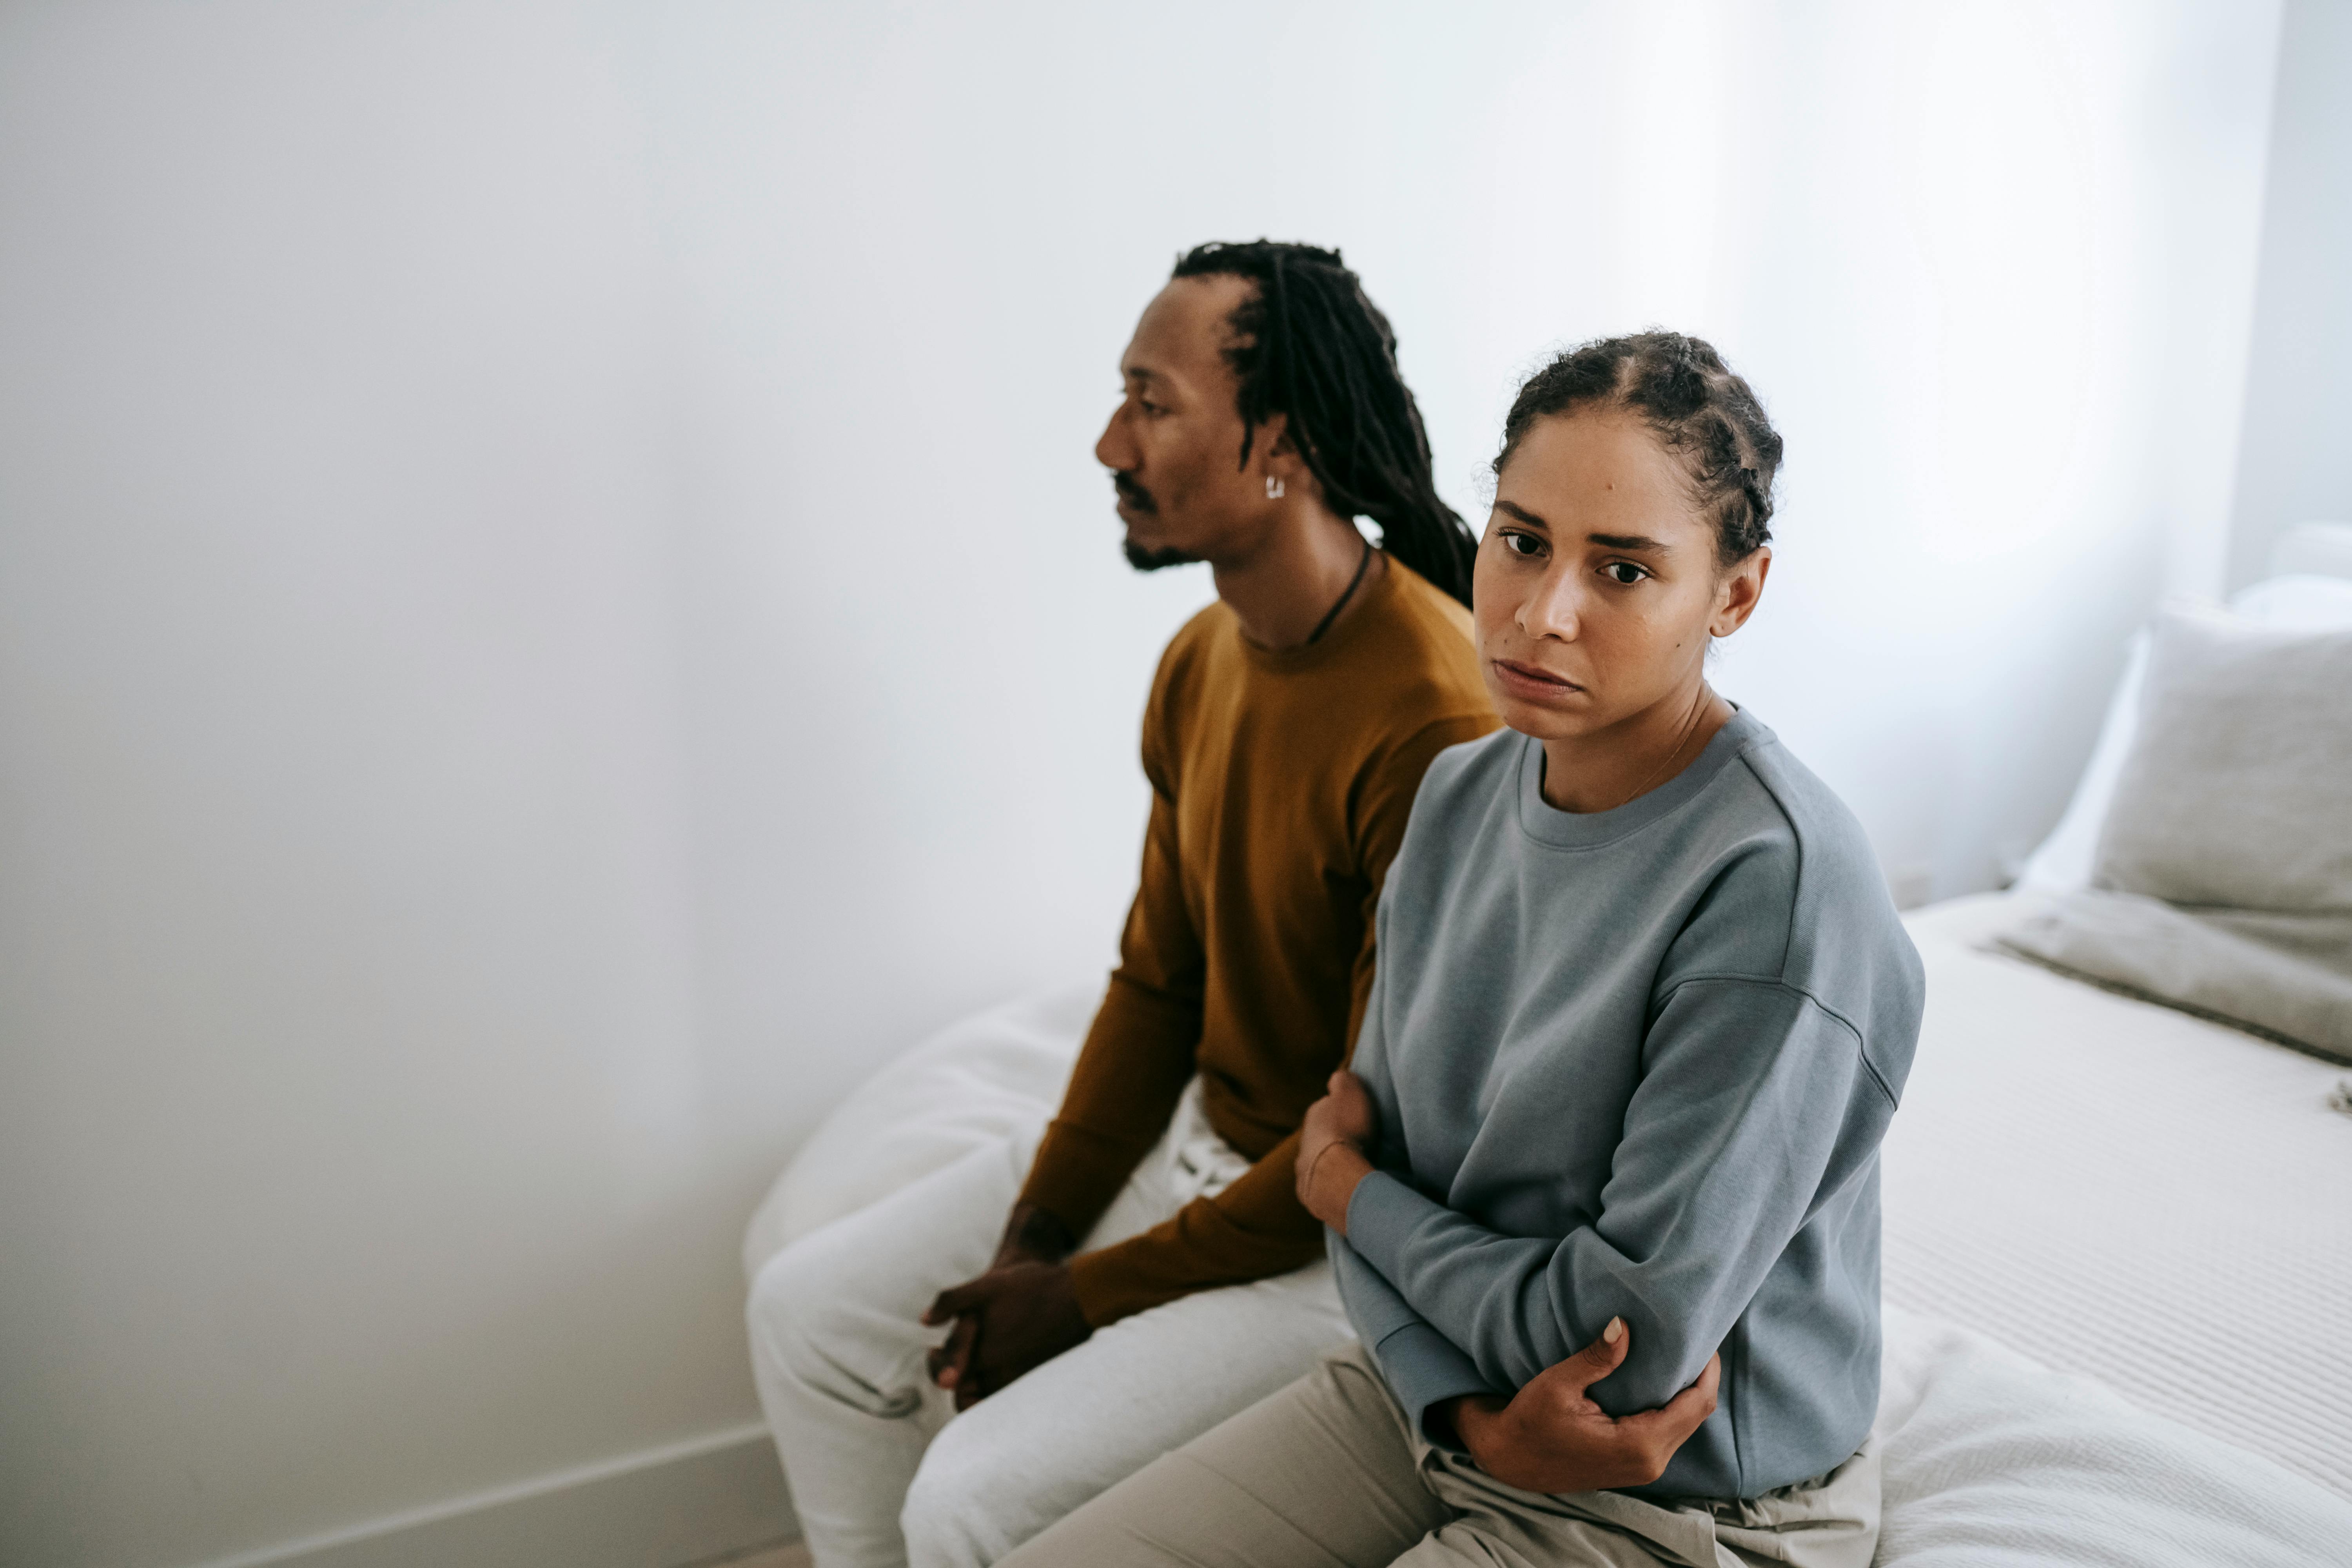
[{"xmin": 1334, "ymin": 709, "xmax": 1924, "ymax": 1501}]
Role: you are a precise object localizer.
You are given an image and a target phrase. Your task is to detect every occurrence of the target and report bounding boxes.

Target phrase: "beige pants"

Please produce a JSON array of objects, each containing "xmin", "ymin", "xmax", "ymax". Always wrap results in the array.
[{"xmin": 997, "ymin": 1342, "xmax": 1879, "ymax": 1568}]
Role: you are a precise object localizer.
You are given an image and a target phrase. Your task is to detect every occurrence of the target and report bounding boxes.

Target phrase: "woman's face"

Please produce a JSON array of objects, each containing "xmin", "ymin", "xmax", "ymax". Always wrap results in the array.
[{"xmin": 1472, "ymin": 409, "xmax": 1767, "ymax": 742}]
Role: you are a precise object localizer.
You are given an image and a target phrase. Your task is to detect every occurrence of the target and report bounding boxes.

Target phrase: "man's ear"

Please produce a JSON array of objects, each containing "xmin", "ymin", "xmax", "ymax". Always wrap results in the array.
[
  {"xmin": 1260, "ymin": 412, "xmax": 1293, "ymax": 458},
  {"xmin": 1710, "ymin": 547, "xmax": 1771, "ymax": 638},
  {"xmin": 1254, "ymin": 413, "xmax": 1321, "ymax": 499},
  {"xmin": 1246, "ymin": 412, "xmax": 1303, "ymax": 477}
]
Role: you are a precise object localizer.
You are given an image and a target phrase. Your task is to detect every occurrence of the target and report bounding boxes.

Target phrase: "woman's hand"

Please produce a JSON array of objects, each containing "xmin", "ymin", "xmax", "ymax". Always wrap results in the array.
[
  {"xmin": 1435, "ymin": 1319, "xmax": 1721, "ymax": 1494},
  {"xmin": 1296, "ymin": 1070, "xmax": 1378, "ymax": 1233}
]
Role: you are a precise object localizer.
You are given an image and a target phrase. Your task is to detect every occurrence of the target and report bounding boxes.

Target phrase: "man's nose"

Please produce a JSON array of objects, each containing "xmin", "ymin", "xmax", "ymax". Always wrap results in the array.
[{"xmin": 1095, "ymin": 404, "xmax": 1133, "ymax": 471}]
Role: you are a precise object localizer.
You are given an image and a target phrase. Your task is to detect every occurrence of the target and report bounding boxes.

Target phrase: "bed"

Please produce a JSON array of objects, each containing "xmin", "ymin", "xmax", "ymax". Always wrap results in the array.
[
  {"xmin": 1882, "ymin": 891, "xmax": 2352, "ymax": 1506},
  {"xmin": 747, "ymin": 529, "xmax": 2352, "ymax": 1564}
]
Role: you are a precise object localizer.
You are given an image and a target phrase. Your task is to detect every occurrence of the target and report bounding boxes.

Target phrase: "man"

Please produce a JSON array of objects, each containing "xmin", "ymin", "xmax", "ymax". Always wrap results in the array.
[{"xmin": 747, "ymin": 241, "xmax": 1497, "ymax": 1568}]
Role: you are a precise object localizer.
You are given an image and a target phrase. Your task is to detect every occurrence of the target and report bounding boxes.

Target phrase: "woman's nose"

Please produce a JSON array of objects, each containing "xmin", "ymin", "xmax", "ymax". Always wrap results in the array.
[{"xmin": 1519, "ymin": 566, "xmax": 1582, "ymax": 639}]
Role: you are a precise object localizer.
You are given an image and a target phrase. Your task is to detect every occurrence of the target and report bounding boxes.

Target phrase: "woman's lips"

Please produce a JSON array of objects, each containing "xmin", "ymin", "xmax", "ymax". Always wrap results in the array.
[{"xmin": 1490, "ymin": 658, "xmax": 1584, "ymax": 702}]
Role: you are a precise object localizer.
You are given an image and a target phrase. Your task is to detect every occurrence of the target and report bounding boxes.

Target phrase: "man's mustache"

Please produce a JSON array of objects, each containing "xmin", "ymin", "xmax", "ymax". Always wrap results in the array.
[{"xmin": 1113, "ymin": 472, "xmax": 1156, "ymax": 515}]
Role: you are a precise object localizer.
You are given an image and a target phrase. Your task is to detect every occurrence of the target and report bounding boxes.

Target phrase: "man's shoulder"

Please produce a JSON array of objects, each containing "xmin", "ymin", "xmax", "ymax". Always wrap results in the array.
[
  {"xmin": 1142, "ymin": 600, "xmax": 1239, "ymax": 715},
  {"xmin": 1372, "ymin": 560, "xmax": 1479, "ymax": 664},
  {"xmin": 1158, "ymin": 598, "xmax": 1236, "ymax": 669},
  {"xmin": 1342, "ymin": 561, "xmax": 1491, "ymax": 722}
]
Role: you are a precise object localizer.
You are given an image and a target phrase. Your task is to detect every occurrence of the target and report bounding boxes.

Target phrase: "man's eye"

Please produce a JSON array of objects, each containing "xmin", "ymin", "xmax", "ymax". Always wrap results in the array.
[{"xmin": 1602, "ymin": 561, "xmax": 1646, "ymax": 584}]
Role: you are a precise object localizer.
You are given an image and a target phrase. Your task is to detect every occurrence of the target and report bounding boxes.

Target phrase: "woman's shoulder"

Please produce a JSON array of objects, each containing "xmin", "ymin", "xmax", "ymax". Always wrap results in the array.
[
  {"xmin": 1720, "ymin": 723, "xmax": 1894, "ymax": 917},
  {"xmin": 1692, "ymin": 720, "xmax": 1925, "ymax": 1068},
  {"xmin": 1415, "ymin": 722, "xmax": 1522, "ymax": 804},
  {"xmin": 1387, "ymin": 726, "xmax": 1522, "ymax": 878}
]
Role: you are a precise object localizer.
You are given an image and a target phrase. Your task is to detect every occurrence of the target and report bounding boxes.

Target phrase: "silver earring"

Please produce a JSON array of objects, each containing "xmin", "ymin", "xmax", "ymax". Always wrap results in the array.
[{"xmin": 1266, "ymin": 475, "xmax": 1286, "ymax": 500}]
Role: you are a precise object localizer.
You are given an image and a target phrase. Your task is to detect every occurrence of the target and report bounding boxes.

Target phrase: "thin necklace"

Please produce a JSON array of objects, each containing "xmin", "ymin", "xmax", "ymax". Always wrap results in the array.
[
  {"xmin": 1604, "ymin": 684, "xmax": 1714, "ymax": 811},
  {"xmin": 1305, "ymin": 536, "xmax": 1376, "ymax": 645}
]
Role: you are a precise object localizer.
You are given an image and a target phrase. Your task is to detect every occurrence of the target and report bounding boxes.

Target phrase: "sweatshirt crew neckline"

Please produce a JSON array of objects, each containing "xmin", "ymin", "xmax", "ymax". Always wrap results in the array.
[{"xmin": 1514, "ymin": 706, "xmax": 1765, "ymax": 851}]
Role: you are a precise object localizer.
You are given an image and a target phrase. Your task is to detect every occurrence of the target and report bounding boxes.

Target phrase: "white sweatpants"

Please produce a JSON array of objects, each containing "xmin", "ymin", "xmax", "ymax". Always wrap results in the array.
[{"xmin": 747, "ymin": 1083, "xmax": 1353, "ymax": 1568}]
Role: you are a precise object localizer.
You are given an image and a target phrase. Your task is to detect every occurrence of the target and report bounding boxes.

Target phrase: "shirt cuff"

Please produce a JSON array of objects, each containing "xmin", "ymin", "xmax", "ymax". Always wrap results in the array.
[
  {"xmin": 1345, "ymin": 1169, "xmax": 1447, "ymax": 1289},
  {"xmin": 1369, "ymin": 1320, "xmax": 1493, "ymax": 1450}
]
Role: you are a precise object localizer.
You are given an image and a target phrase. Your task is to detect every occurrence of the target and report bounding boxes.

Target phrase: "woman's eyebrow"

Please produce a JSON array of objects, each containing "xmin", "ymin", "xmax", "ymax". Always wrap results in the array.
[{"xmin": 1497, "ymin": 500, "xmax": 1672, "ymax": 554}]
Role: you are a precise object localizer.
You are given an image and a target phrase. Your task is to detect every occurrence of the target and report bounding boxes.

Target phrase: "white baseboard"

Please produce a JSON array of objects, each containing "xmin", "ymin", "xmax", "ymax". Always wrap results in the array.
[{"xmin": 192, "ymin": 1423, "xmax": 797, "ymax": 1568}]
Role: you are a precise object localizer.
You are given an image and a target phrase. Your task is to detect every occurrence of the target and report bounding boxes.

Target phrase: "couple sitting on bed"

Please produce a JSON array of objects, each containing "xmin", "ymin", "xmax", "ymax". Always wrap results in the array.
[{"xmin": 748, "ymin": 240, "xmax": 1925, "ymax": 1568}]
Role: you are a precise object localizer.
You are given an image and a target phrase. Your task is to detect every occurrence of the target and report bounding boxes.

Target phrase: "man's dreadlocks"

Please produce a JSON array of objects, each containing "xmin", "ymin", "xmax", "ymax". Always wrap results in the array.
[{"xmin": 1171, "ymin": 240, "xmax": 1477, "ymax": 606}]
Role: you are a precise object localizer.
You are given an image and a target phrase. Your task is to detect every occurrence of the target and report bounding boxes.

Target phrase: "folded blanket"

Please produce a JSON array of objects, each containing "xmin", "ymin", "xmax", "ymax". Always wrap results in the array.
[{"xmin": 1998, "ymin": 891, "xmax": 2352, "ymax": 1063}]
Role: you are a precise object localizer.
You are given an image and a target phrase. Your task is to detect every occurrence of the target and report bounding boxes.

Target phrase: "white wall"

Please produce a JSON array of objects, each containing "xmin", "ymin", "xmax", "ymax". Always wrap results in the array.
[
  {"xmin": 2228, "ymin": 0, "xmax": 2352, "ymax": 588},
  {"xmin": 0, "ymin": 4, "xmax": 2282, "ymax": 1564}
]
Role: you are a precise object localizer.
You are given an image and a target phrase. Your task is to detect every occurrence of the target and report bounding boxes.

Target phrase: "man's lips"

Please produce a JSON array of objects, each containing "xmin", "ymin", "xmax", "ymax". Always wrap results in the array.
[
  {"xmin": 1112, "ymin": 478, "xmax": 1155, "ymax": 517},
  {"xmin": 1490, "ymin": 658, "xmax": 1585, "ymax": 699}
]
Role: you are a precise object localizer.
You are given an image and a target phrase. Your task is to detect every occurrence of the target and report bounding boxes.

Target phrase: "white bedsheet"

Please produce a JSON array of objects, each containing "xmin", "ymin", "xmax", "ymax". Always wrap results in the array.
[
  {"xmin": 749, "ymin": 895, "xmax": 2352, "ymax": 1559},
  {"xmin": 1886, "ymin": 892, "xmax": 2352, "ymax": 1502},
  {"xmin": 1874, "ymin": 1308, "xmax": 2350, "ymax": 1565}
]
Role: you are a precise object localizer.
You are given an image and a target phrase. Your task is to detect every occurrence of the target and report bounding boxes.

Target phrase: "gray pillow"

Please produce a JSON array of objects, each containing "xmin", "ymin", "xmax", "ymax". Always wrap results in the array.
[
  {"xmin": 1998, "ymin": 607, "xmax": 2352, "ymax": 1062},
  {"xmin": 2094, "ymin": 607, "xmax": 2352, "ymax": 911}
]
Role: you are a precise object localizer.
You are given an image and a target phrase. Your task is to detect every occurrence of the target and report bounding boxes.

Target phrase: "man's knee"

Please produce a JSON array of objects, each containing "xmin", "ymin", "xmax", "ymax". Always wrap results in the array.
[
  {"xmin": 746, "ymin": 1237, "xmax": 832, "ymax": 1379},
  {"xmin": 746, "ymin": 1219, "xmax": 898, "ymax": 1387},
  {"xmin": 901, "ymin": 1412, "xmax": 1035, "ymax": 1568}
]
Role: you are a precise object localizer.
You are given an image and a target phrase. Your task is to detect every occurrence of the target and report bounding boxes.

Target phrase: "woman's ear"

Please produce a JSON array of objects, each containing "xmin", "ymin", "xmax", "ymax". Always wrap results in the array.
[{"xmin": 1710, "ymin": 547, "xmax": 1771, "ymax": 638}]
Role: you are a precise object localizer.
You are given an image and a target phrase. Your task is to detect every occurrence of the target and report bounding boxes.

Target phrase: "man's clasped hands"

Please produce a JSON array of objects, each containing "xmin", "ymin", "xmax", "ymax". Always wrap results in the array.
[{"xmin": 924, "ymin": 1069, "xmax": 1720, "ymax": 1494}]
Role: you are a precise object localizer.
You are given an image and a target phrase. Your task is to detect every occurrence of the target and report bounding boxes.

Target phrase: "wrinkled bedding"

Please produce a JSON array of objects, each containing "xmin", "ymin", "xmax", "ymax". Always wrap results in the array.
[
  {"xmin": 750, "ymin": 896, "xmax": 2352, "ymax": 1559},
  {"xmin": 1874, "ymin": 1308, "xmax": 2350, "ymax": 1565}
]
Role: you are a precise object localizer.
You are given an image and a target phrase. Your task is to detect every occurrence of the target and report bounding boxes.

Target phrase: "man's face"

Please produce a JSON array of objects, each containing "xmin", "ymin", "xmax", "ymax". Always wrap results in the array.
[{"xmin": 1094, "ymin": 275, "xmax": 1269, "ymax": 571}]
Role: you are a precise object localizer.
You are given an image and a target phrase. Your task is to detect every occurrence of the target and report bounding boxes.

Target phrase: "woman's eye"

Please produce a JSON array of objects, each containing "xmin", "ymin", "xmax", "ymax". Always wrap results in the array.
[
  {"xmin": 1602, "ymin": 561, "xmax": 1646, "ymax": 585},
  {"xmin": 1502, "ymin": 532, "xmax": 1543, "ymax": 558}
]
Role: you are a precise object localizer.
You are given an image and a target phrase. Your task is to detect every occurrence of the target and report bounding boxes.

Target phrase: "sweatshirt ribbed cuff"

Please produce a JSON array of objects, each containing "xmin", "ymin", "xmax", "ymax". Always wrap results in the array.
[
  {"xmin": 1345, "ymin": 1169, "xmax": 1437, "ymax": 1288},
  {"xmin": 1370, "ymin": 1321, "xmax": 1493, "ymax": 1449}
]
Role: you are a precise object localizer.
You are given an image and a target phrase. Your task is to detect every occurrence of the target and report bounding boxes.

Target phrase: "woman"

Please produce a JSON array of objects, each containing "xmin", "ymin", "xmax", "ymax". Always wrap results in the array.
[{"xmin": 997, "ymin": 333, "xmax": 1924, "ymax": 1568}]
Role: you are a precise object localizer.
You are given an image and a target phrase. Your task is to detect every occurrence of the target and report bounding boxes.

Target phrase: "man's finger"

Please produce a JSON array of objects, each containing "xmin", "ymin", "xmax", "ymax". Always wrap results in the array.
[
  {"xmin": 952, "ymin": 1329, "xmax": 993, "ymax": 1409},
  {"xmin": 921, "ymin": 1281, "xmax": 983, "ymax": 1326},
  {"xmin": 944, "ymin": 1318, "xmax": 979, "ymax": 1393},
  {"xmin": 927, "ymin": 1314, "xmax": 978, "ymax": 1387},
  {"xmin": 923, "ymin": 1310, "xmax": 969, "ymax": 1376}
]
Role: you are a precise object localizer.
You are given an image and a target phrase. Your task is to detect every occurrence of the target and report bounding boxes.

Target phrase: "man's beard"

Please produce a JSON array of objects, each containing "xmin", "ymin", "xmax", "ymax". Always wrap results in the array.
[
  {"xmin": 1114, "ymin": 472, "xmax": 1196, "ymax": 572},
  {"xmin": 1124, "ymin": 541, "xmax": 1197, "ymax": 572}
]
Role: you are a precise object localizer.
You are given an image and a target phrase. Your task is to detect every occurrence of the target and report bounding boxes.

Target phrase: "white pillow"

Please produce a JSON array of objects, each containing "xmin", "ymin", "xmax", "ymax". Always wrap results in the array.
[{"xmin": 2017, "ymin": 574, "xmax": 2352, "ymax": 893}]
